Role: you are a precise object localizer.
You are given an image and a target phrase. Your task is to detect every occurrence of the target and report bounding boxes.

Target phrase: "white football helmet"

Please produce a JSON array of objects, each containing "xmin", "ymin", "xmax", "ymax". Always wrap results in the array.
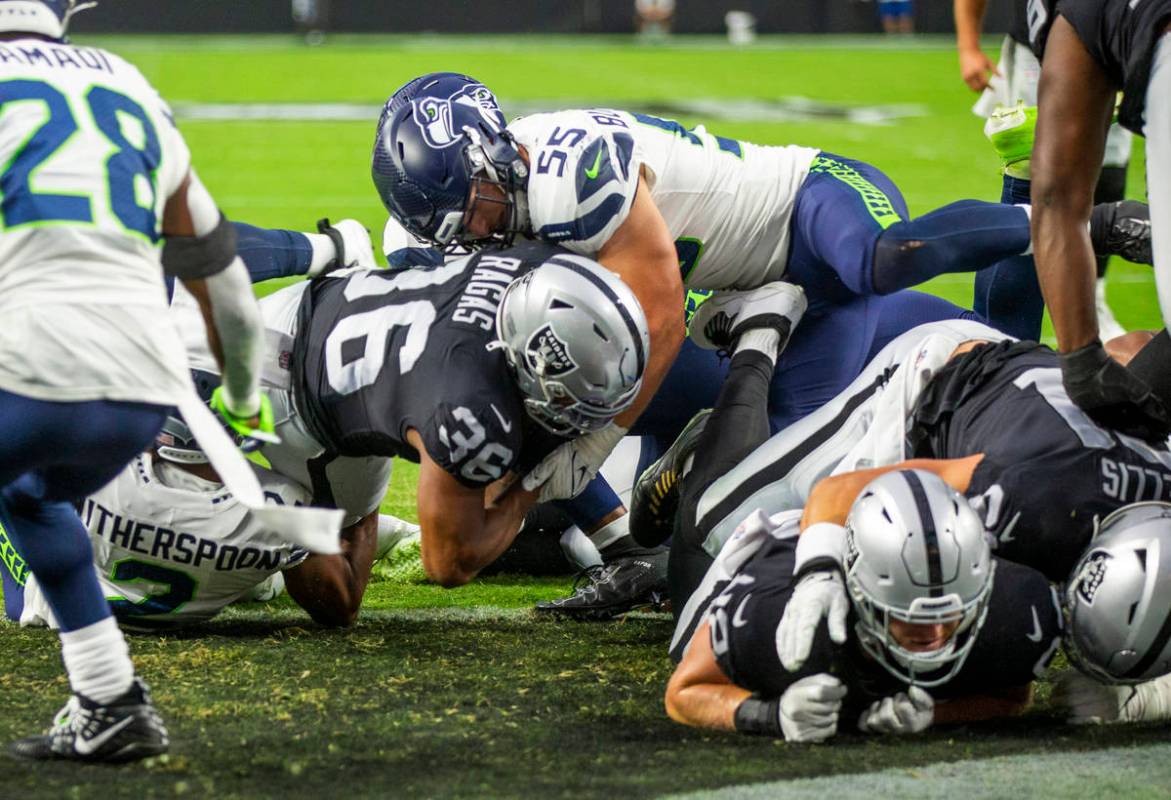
[{"xmin": 845, "ymin": 469, "xmax": 996, "ymax": 687}]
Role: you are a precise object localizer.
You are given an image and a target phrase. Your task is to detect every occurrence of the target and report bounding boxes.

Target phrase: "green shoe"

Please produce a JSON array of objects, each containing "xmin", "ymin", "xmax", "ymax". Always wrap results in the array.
[
  {"xmin": 372, "ymin": 532, "xmax": 428, "ymax": 584},
  {"xmin": 984, "ymin": 103, "xmax": 1036, "ymax": 180}
]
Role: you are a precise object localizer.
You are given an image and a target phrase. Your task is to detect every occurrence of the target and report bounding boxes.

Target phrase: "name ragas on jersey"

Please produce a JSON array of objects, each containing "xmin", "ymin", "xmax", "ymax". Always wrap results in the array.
[{"xmin": 508, "ymin": 108, "xmax": 819, "ymax": 291}]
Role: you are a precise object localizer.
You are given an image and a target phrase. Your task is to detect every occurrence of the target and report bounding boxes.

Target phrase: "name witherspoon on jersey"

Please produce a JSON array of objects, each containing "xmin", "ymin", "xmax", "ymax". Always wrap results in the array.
[{"xmin": 79, "ymin": 498, "xmax": 297, "ymax": 573}]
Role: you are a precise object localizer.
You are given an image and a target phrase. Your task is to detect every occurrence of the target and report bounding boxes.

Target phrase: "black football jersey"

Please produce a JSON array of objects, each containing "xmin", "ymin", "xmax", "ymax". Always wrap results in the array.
[
  {"xmin": 910, "ymin": 340, "xmax": 1171, "ymax": 582},
  {"xmin": 1015, "ymin": 0, "xmax": 1056, "ymax": 55},
  {"xmin": 292, "ymin": 242, "xmax": 569, "ymax": 488},
  {"xmin": 1054, "ymin": 0, "xmax": 1171, "ymax": 133},
  {"xmin": 673, "ymin": 531, "xmax": 1061, "ymax": 718}
]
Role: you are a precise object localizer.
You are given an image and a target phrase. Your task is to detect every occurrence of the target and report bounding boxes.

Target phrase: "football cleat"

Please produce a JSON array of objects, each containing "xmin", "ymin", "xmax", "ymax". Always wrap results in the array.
[
  {"xmin": 315, "ymin": 218, "xmax": 377, "ymax": 275},
  {"xmin": 534, "ymin": 551, "xmax": 669, "ymax": 620},
  {"xmin": 688, "ymin": 281, "xmax": 807, "ymax": 352},
  {"xmin": 1090, "ymin": 201, "xmax": 1152, "ymax": 265},
  {"xmin": 372, "ymin": 531, "xmax": 428, "ymax": 584},
  {"xmin": 10, "ymin": 677, "xmax": 168, "ymax": 763},
  {"xmin": 629, "ymin": 409, "xmax": 711, "ymax": 547}
]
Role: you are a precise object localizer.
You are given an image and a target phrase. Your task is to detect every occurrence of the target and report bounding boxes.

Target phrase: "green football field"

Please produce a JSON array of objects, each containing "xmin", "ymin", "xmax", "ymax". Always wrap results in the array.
[{"xmin": 3, "ymin": 34, "xmax": 1169, "ymax": 799}]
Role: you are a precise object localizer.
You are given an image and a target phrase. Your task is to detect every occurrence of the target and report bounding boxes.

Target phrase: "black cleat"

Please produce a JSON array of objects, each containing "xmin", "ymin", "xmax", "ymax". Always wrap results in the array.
[
  {"xmin": 9, "ymin": 677, "xmax": 169, "ymax": 763},
  {"xmin": 535, "ymin": 552, "xmax": 669, "ymax": 620},
  {"xmin": 629, "ymin": 409, "xmax": 711, "ymax": 547},
  {"xmin": 1091, "ymin": 200, "xmax": 1152, "ymax": 264}
]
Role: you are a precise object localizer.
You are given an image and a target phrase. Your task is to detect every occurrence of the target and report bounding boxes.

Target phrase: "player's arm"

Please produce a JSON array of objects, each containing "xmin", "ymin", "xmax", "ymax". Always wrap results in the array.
[
  {"xmin": 598, "ymin": 171, "xmax": 686, "ymax": 429},
  {"xmin": 1031, "ymin": 15, "xmax": 1115, "ymax": 355},
  {"xmin": 282, "ymin": 509, "xmax": 379, "ymax": 627},
  {"xmin": 954, "ymin": 0, "xmax": 997, "ymax": 92},
  {"xmin": 665, "ymin": 620, "xmax": 751, "ymax": 731},
  {"xmin": 933, "ymin": 685, "xmax": 1033, "ymax": 724},
  {"xmin": 800, "ymin": 455, "xmax": 985, "ymax": 529},
  {"xmin": 409, "ymin": 429, "xmax": 538, "ymax": 587},
  {"xmin": 162, "ymin": 170, "xmax": 265, "ymax": 423}
]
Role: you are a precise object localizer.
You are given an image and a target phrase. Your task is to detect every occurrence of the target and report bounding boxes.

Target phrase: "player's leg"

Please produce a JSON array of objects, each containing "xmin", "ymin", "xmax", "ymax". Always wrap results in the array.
[
  {"xmin": 0, "ymin": 392, "xmax": 170, "ymax": 762},
  {"xmin": 0, "ymin": 500, "xmax": 26, "ymax": 623},
  {"xmin": 1094, "ymin": 124, "xmax": 1134, "ymax": 339},
  {"xmin": 666, "ymin": 328, "xmax": 786, "ymax": 611},
  {"xmin": 971, "ymin": 173, "xmax": 1045, "ymax": 340}
]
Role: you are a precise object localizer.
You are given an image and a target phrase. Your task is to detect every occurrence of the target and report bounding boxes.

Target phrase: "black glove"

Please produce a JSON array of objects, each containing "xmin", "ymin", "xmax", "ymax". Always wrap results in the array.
[{"xmin": 1060, "ymin": 340, "xmax": 1171, "ymax": 442}]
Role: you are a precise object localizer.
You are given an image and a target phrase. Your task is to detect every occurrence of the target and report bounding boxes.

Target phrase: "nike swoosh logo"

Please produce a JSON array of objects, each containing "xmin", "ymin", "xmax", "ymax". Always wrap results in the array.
[
  {"xmin": 489, "ymin": 404, "xmax": 512, "ymax": 433},
  {"xmin": 584, "ymin": 147, "xmax": 604, "ymax": 180},
  {"xmin": 74, "ymin": 715, "xmax": 135, "ymax": 755},
  {"xmin": 1026, "ymin": 606, "xmax": 1043, "ymax": 643},
  {"xmin": 732, "ymin": 593, "xmax": 752, "ymax": 628},
  {"xmin": 999, "ymin": 511, "xmax": 1021, "ymax": 545}
]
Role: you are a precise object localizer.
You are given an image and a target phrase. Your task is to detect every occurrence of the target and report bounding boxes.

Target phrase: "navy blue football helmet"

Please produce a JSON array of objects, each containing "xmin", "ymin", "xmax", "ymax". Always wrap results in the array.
[
  {"xmin": 371, "ymin": 72, "xmax": 528, "ymax": 250},
  {"xmin": 0, "ymin": 0, "xmax": 96, "ymax": 40}
]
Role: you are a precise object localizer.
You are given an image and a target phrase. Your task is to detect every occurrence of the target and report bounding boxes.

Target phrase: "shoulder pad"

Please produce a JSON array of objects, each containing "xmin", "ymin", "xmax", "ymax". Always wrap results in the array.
[{"xmin": 518, "ymin": 110, "xmax": 640, "ymax": 255}]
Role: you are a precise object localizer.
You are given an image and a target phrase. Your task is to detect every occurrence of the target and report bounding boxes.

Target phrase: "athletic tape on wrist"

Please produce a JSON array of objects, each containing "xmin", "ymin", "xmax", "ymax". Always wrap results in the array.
[
  {"xmin": 794, "ymin": 522, "xmax": 848, "ymax": 577},
  {"xmin": 733, "ymin": 696, "xmax": 783, "ymax": 737}
]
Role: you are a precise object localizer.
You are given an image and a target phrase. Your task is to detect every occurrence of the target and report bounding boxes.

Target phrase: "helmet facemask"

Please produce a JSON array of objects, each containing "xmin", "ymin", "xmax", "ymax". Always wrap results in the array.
[{"xmin": 447, "ymin": 128, "xmax": 528, "ymax": 252}]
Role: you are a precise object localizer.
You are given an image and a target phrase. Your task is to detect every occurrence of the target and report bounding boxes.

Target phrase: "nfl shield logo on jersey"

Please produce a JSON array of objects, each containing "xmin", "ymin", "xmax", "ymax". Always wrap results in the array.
[
  {"xmin": 526, "ymin": 324, "xmax": 577, "ymax": 377},
  {"xmin": 412, "ymin": 83, "xmax": 504, "ymax": 149}
]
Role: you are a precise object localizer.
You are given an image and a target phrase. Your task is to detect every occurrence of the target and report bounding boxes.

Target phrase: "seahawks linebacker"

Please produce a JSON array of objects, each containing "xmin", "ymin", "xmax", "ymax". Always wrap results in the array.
[
  {"xmin": 180, "ymin": 241, "xmax": 649, "ymax": 587},
  {"xmin": 1030, "ymin": 0, "xmax": 1171, "ymax": 441},
  {"xmin": 666, "ymin": 471, "xmax": 1061, "ymax": 739},
  {"xmin": 372, "ymin": 71, "xmax": 1150, "ymax": 507},
  {"xmin": 3, "ymin": 411, "xmax": 418, "ymax": 630}
]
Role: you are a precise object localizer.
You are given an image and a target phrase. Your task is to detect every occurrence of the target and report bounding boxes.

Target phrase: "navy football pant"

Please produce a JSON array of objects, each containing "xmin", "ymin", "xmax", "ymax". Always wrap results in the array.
[
  {"xmin": 0, "ymin": 390, "xmax": 167, "ymax": 630},
  {"xmin": 785, "ymin": 153, "xmax": 1032, "ymax": 309}
]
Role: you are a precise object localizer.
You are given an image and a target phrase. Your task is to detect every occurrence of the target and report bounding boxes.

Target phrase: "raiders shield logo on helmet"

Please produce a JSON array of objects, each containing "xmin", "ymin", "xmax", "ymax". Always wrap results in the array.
[{"xmin": 526, "ymin": 324, "xmax": 577, "ymax": 377}]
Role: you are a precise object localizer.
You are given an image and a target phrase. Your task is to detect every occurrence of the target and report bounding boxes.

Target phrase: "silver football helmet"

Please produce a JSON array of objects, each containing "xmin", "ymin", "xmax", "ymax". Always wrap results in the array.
[
  {"xmin": 491, "ymin": 252, "xmax": 649, "ymax": 436},
  {"xmin": 1064, "ymin": 501, "xmax": 1171, "ymax": 684},
  {"xmin": 844, "ymin": 469, "xmax": 996, "ymax": 687}
]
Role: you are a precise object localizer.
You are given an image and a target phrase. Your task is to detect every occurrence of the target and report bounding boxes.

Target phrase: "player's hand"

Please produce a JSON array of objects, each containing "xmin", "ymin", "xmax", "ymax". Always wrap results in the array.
[
  {"xmin": 857, "ymin": 687, "xmax": 934, "ymax": 735},
  {"xmin": 778, "ymin": 673, "xmax": 847, "ymax": 743},
  {"xmin": 210, "ymin": 387, "xmax": 280, "ymax": 452},
  {"xmin": 1051, "ymin": 671, "xmax": 1129, "ymax": 724},
  {"xmin": 1060, "ymin": 341, "xmax": 1171, "ymax": 442},
  {"xmin": 776, "ymin": 570, "xmax": 849, "ymax": 672},
  {"xmin": 521, "ymin": 423, "xmax": 627, "ymax": 502},
  {"xmin": 959, "ymin": 48, "xmax": 998, "ymax": 92}
]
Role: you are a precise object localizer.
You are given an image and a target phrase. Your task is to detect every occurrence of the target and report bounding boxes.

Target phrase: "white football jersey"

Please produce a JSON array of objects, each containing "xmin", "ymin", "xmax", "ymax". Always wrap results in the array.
[
  {"xmin": 507, "ymin": 109, "xmax": 820, "ymax": 290},
  {"xmin": 21, "ymin": 453, "xmax": 311, "ymax": 629},
  {"xmin": 0, "ymin": 39, "xmax": 193, "ymax": 406}
]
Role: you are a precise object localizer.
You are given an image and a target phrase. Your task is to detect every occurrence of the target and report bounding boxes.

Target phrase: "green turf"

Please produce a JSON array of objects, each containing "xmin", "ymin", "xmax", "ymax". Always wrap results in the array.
[{"xmin": 1, "ymin": 34, "xmax": 1165, "ymax": 799}]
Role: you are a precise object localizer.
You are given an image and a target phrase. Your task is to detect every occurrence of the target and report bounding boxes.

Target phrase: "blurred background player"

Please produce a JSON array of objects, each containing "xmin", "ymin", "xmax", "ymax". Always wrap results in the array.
[
  {"xmin": 634, "ymin": 0, "xmax": 674, "ymax": 40},
  {"xmin": 291, "ymin": 0, "xmax": 329, "ymax": 46},
  {"xmin": 0, "ymin": 0, "xmax": 272, "ymax": 762},
  {"xmin": 1030, "ymin": 0, "xmax": 1171, "ymax": 442},
  {"xmin": 954, "ymin": 0, "xmax": 1134, "ymax": 341},
  {"xmin": 878, "ymin": 0, "xmax": 914, "ymax": 35}
]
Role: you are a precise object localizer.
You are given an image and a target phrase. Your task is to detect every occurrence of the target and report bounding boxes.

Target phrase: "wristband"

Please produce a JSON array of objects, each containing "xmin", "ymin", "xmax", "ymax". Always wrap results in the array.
[
  {"xmin": 793, "ymin": 522, "xmax": 848, "ymax": 578},
  {"xmin": 733, "ymin": 696, "xmax": 783, "ymax": 737}
]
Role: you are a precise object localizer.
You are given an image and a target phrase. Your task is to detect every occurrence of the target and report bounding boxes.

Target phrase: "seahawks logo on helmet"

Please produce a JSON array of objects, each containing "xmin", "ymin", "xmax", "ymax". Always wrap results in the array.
[
  {"xmin": 1076, "ymin": 551, "xmax": 1111, "ymax": 605},
  {"xmin": 526, "ymin": 324, "xmax": 577, "ymax": 377},
  {"xmin": 412, "ymin": 83, "xmax": 504, "ymax": 149}
]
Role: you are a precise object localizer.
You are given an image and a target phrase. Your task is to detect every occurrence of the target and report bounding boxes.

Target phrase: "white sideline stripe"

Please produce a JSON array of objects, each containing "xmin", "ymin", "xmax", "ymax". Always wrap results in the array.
[
  {"xmin": 171, "ymin": 98, "xmax": 926, "ymax": 126},
  {"xmin": 659, "ymin": 743, "xmax": 1171, "ymax": 800}
]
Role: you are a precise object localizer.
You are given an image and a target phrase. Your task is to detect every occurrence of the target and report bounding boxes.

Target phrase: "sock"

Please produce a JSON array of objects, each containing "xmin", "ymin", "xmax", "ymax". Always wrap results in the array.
[
  {"xmin": 60, "ymin": 616, "xmax": 135, "ymax": 704},
  {"xmin": 972, "ymin": 174, "xmax": 1044, "ymax": 340},
  {"xmin": 232, "ymin": 223, "xmax": 315, "ymax": 282},
  {"xmin": 305, "ymin": 232, "xmax": 339, "ymax": 276},
  {"xmin": 872, "ymin": 200, "xmax": 1032, "ymax": 294},
  {"xmin": 736, "ymin": 328, "xmax": 781, "ymax": 361}
]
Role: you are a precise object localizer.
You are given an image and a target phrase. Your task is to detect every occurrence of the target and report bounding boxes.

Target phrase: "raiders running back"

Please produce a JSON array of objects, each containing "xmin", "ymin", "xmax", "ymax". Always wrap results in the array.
[
  {"xmin": 18, "ymin": 453, "xmax": 309, "ymax": 630},
  {"xmin": 292, "ymin": 241, "xmax": 568, "ymax": 487},
  {"xmin": 671, "ymin": 512, "xmax": 1062, "ymax": 715},
  {"xmin": 507, "ymin": 109, "xmax": 819, "ymax": 290},
  {"xmin": 911, "ymin": 340, "xmax": 1171, "ymax": 581}
]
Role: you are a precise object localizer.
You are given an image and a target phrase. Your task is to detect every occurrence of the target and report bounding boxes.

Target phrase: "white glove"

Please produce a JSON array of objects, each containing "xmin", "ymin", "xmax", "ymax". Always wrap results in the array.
[
  {"xmin": 1050, "ymin": 670, "xmax": 1171, "ymax": 725},
  {"xmin": 857, "ymin": 687, "xmax": 934, "ymax": 735},
  {"xmin": 776, "ymin": 570, "xmax": 850, "ymax": 672},
  {"xmin": 521, "ymin": 424, "xmax": 627, "ymax": 502},
  {"xmin": 778, "ymin": 673, "xmax": 847, "ymax": 743}
]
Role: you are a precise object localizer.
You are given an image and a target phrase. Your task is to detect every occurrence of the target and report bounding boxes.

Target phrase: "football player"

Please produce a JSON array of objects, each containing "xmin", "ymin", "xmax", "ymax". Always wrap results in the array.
[
  {"xmin": 178, "ymin": 241, "xmax": 650, "ymax": 588},
  {"xmin": 665, "ymin": 470, "xmax": 1061, "ymax": 740},
  {"xmin": 954, "ymin": 0, "xmax": 1136, "ymax": 341},
  {"xmin": 370, "ymin": 72, "xmax": 1151, "ymax": 506},
  {"xmin": 0, "ymin": 0, "xmax": 278, "ymax": 762},
  {"xmin": 1030, "ymin": 0, "xmax": 1171, "ymax": 440},
  {"xmin": 2, "ymin": 407, "xmax": 418, "ymax": 630}
]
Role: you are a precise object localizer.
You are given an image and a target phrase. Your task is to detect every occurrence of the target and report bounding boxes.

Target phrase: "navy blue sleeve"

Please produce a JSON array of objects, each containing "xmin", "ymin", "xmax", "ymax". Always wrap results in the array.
[{"xmin": 233, "ymin": 222, "xmax": 313, "ymax": 282}]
